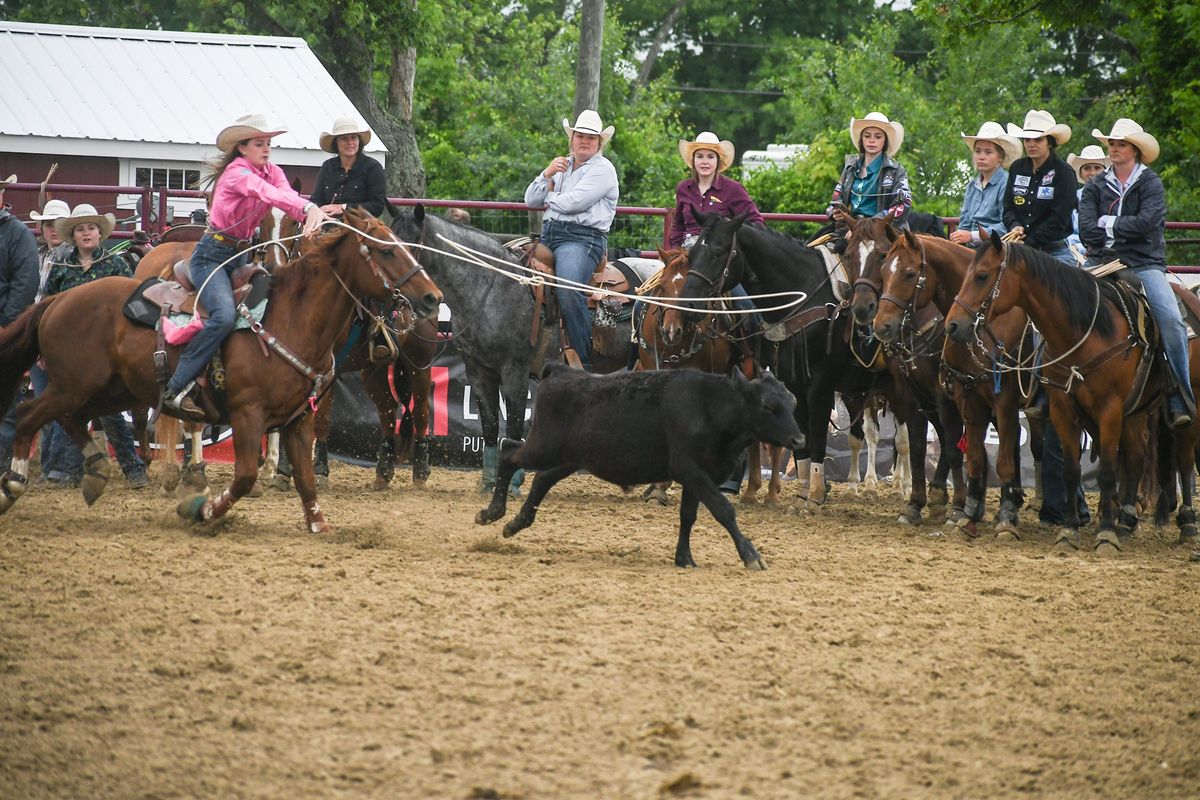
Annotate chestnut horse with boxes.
[870,229,1040,538]
[0,210,442,533]
[945,233,1196,551]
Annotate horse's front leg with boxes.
[499,367,531,498]
[898,411,929,526]
[993,380,1026,540]
[1050,395,1092,552]
[283,415,328,533]
[1113,413,1147,545]
[409,367,433,487]
[954,388,991,538]
[177,415,266,529]
[740,442,763,505]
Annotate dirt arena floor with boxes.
[2,460,1199,799]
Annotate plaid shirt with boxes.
[44,244,134,296]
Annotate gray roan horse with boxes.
[392,205,547,494]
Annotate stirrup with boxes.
[161,382,207,422]
[368,319,400,364]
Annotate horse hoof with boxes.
[0,473,27,514]
[1180,524,1198,545]
[897,504,922,525]
[309,520,332,534]
[315,474,330,490]
[1094,529,1122,555]
[739,492,758,506]
[927,487,948,508]
[763,496,779,509]
[744,557,767,571]
[371,478,390,491]
[246,481,264,498]
[176,494,210,524]
[501,522,520,538]
[995,527,1020,543]
[643,486,668,506]
[81,473,110,507]
[956,518,981,540]
[1054,528,1080,552]
[269,475,292,492]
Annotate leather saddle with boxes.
[140,260,271,319]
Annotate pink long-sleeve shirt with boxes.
[208,156,308,240]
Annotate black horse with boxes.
[392,205,546,495]
[675,212,929,513]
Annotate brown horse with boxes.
[872,229,1041,539]
[944,233,1194,551]
[307,306,438,491]
[0,209,442,532]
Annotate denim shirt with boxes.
[957,166,1009,243]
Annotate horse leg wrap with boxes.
[1032,462,1044,509]
[80,445,112,507]
[412,439,430,484]
[795,458,811,499]
[0,470,28,514]
[508,468,525,499]
[478,446,498,494]
[376,437,397,483]
[305,500,329,534]
[1178,505,1197,542]
[1116,503,1139,537]
[809,463,826,505]
[313,441,330,478]
[962,494,983,523]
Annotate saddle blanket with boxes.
[816,243,850,302]
[167,297,268,335]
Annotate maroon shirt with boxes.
[670,174,765,248]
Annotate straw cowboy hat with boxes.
[30,198,70,222]
[850,112,904,157]
[0,174,15,194]
[562,110,615,146]
[1067,145,1111,182]
[961,121,1021,167]
[53,203,116,241]
[679,131,735,172]
[1005,110,1071,145]
[319,116,372,153]
[216,113,288,154]
[1092,118,1159,164]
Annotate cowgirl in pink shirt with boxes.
[670,132,764,249]
[162,114,330,420]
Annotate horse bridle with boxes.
[688,231,740,297]
[952,240,1009,335]
[879,239,930,331]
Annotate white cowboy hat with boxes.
[0,174,15,192]
[53,203,116,241]
[30,198,71,222]
[1005,110,1071,145]
[850,112,904,157]
[1092,118,1159,164]
[961,121,1022,167]
[679,131,735,172]
[319,116,372,153]
[216,113,288,154]
[562,109,615,146]
[1067,145,1111,183]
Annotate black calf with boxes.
[475,365,803,569]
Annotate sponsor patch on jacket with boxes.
[1014,196,1026,205]
[1012,186,1027,196]
[1014,175,1031,187]
[1036,186,1055,200]
[1041,170,1055,185]
[882,176,894,187]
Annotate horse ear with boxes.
[990,229,1003,250]
[656,247,669,262]
[903,228,918,249]
[291,177,302,192]
[731,212,748,230]
[885,222,900,243]
[414,204,425,224]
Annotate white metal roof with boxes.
[0,21,386,167]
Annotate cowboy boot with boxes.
[478,445,498,494]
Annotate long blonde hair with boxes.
[196,142,247,190]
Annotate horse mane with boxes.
[1013,243,1114,337]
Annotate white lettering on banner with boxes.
[462,386,533,422]
[462,436,485,453]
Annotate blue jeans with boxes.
[55,414,145,480]
[167,234,243,395]
[541,220,607,370]
[1120,267,1195,409]
[29,364,67,476]
[1041,241,1075,266]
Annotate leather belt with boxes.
[206,230,252,250]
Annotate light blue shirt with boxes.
[524,153,619,232]
[958,166,1008,244]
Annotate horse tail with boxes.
[0,297,53,415]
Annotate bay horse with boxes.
[392,205,546,495]
[870,229,1040,538]
[842,218,968,525]
[0,209,442,533]
[639,247,783,505]
[675,212,914,514]
[945,232,1196,551]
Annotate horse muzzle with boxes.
[874,319,898,344]
[945,316,972,343]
